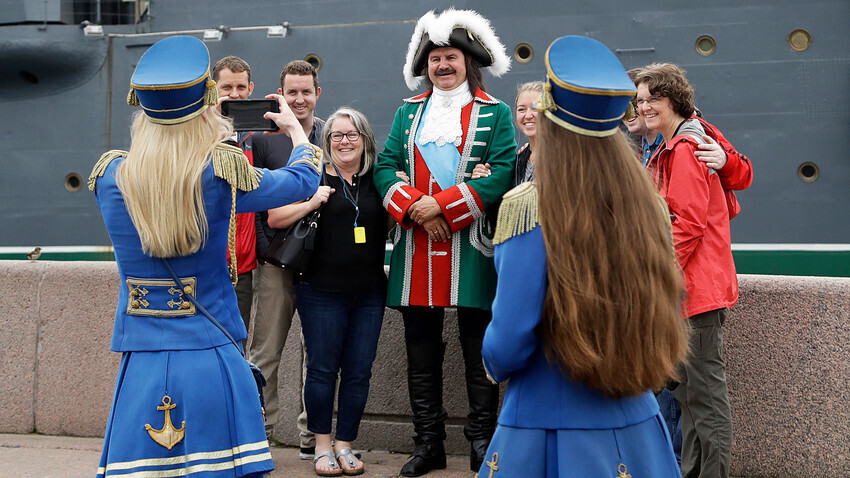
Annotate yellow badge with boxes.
[354,226,366,244]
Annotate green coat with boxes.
[373,89,517,310]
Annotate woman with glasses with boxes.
[634,63,737,478]
[268,107,387,477]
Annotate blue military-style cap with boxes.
[537,35,635,137]
[127,35,217,124]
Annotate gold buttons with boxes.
[183,285,193,295]
[181,302,191,309]
[130,300,140,308]
[131,289,140,297]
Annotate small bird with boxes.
[26,247,42,262]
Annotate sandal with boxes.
[313,450,342,477]
[335,448,365,476]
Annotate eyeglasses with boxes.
[330,131,361,142]
[634,95,663,107]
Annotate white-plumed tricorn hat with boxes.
[403,8,511,91]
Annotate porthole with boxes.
[695,35,716,56]
[65,172,82,192]
[513,43,533,63]
[788,29,812,52]
[304,53,322,72]
[19,70,38,84]
[797,162,819,182]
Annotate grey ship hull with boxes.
[1,1,848,273]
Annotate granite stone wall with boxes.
[0,261,846,476]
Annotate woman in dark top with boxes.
[472,81,544,186]
[268,107,386,477]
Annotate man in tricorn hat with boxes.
[372,8,516,476]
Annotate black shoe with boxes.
[399,437,447,477]
[299,445,315,460]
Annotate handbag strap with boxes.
[161,257,244,357]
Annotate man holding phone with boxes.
[249,60,324,458]
[212,56,258,346]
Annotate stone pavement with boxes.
[0,433,475,478]
[0,433,752,477]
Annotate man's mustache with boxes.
[435,68,457,76]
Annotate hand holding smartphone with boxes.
[221,99,279,131]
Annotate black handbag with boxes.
[262,172,325,273]
[161,258,266,413]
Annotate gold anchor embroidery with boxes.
[485,452,499,477]
[144,395,186,450]
[616,463,632,478]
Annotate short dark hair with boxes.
[280,60,319,91]
[422,50,486,95]
[212,56,251,82]
[633,63,695,119]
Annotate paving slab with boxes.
[0,433,475,478]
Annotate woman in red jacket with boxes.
[635,63,737,478]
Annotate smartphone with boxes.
[221,99,280,132]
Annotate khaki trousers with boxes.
[673,308,732,478]
[248,263,313,447]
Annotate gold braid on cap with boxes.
[127,89,140,106]
[493,181,539,245]
[204,79,218,106]
[536,82,556,113]
[88,150,128,191]
[623,100,637,121]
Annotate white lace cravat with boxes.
[418,82,473,147]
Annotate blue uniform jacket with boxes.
[482,224,660,430]
[93,144,320,352]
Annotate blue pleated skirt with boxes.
[97,345,274,477]
[478,413,680,477]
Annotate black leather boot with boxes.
[400,341,448,477]
[461,336,500,472]
[400,435,447,477]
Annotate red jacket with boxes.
[648,123,738,318]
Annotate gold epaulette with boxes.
[88,150,128,191]
[212,143,262,192]
[289,143,324,174]
[493,181,539,245]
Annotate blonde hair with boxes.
[116,108,233,257]
[536,113,688,398]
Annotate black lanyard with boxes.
[330,162,361,227]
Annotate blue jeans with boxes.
[296,283,385,442]
[657,387,682,465]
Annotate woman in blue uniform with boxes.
[479,36,688,477]
[89,36,322,477]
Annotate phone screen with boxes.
[221,99,280,131]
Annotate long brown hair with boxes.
[536,113,688,398]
